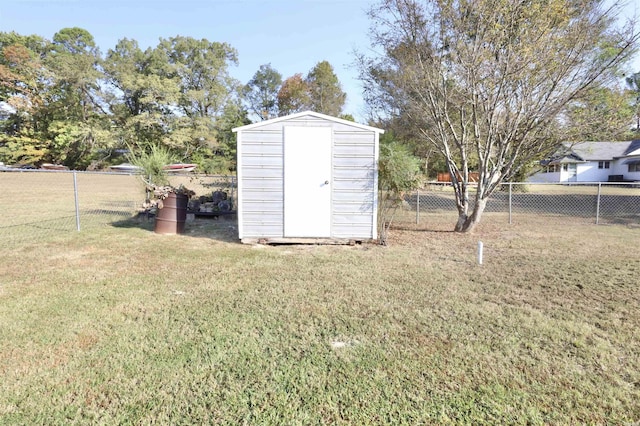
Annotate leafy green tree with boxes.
[0,29,246,171]
[0,44,41,102]
[360,0,639,232]
[306,60,346,116]
[158,36,242,160]
[373,116,447,179]
[159,36,239,119]
[43,28,111,168]
[103,38,180,155]
[626,71,640,132]
[195,100,250,173]
[277,73,311,115]
[276,61,347,117]
[0,33,50,165]
[104,36,244,169]
[104,38,178,117]
[0,31,48,57]
[46,28,104,122]
[243,63,282,120]
[377,134,421,245]
[564,85,636,141]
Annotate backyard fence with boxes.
[2,173,639,245]
[1,170,236,245]
[403,182,640,227]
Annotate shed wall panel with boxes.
[241,200,283,212]
[332,202,374,213]
[331,131,374,234]
[240,167,282,179]
[239,126,284,237]
[333,157,376,168]
[240,177,282,189]
[333,224,374,238]
[241,191,283,202]
[333,214,374,224]
[332,191,374,203]
[241,144,282,155]
[242,155,282,167]
[242,225,282,238]
[333,179,374,191]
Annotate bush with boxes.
[378,140,421,245]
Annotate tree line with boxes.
[0,28,347,171]
[2,0,639,234]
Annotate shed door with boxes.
[284,126,332,237]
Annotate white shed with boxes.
[233,111,384,244]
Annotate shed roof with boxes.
[232,111,385,134]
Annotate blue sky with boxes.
[1,0,639,123]
[1,0,375,120]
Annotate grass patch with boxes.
[0,217,639,424]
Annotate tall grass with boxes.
[0,217,638,424]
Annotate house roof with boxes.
[546,140,639,164]
[623,139,640,156]
[232,111,385,133]
[568,141,633,161]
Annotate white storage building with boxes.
[233,111,384,244]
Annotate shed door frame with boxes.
[284,126,332,237]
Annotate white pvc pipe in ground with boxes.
[478,241,483,265]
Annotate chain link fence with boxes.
[1,170,236,245]
[3,174,638,245]
[402,182,640,228]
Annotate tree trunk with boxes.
[454,198,487,233]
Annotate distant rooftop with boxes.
[565,141,632,161]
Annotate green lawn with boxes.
[0,216,638,424]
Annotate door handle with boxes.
[324,180,330,185]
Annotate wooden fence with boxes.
[436,172,479,182]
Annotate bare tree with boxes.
[626,71,640,131]
[359,0,639,232]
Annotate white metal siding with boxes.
[236,112,381,240]
[239,129,284,238]
[332,131,376,238]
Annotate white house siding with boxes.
[530,163,613,183]
[627,169,640,180]
[611,162,627,177]
[527,171,560,183]
[576,163,610,182]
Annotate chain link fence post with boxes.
[595,182,601,225]
[73,171,81,231]
[416,189,420,224]
[508,182,512,225]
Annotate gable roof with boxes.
[623,139,640,156]
[232,111,384,133]
[568,141,633,161]
[546,141,639,165]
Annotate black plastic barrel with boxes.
[154,192,188,234]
